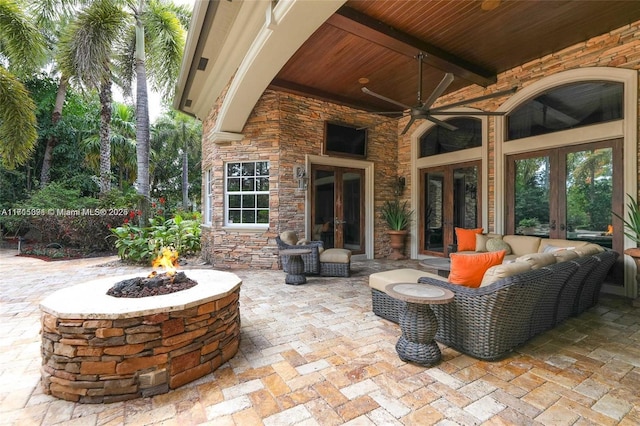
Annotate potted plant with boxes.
[613,193,640,307]
[380,199,413,260]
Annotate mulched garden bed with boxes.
[4,239,115,261]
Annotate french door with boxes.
[420,161,481,257]
[505,139,623,284]
[311,165,364,253]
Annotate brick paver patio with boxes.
[1,248,639,425]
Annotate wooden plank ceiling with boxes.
[270,0,640,114]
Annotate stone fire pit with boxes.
[39,269,241,403]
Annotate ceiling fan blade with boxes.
[400,117,416,135]
[421,73,454,109]
[429,111,506,116]
[362,87,412,110]
[426,116,458,131]
[431,87,517,111]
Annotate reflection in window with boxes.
[419,117,482,157]
[225,161,269,226]
[507,81,623,140]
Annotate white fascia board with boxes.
[173,0,208,111]
[190,1,269,119]
[213,0,347,133]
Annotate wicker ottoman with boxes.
[319,248,351,277]
[369,269,442,322]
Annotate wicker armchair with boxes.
[276,232,323,275]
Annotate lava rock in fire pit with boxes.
[107,271,198,298]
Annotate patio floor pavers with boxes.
[0,248,639,425]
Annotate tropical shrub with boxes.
[110,214,201,264]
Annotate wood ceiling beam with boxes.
[328,6,496,88]
[269,78,402,114]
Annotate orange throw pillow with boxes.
[448,250,506,288]
[455,227,483,251]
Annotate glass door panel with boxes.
[421,161,481,256]
[342,172,362,251]
[313,169,335,248]
[506,140,623,286]
[513,155,551,237]
[311,166,364,253]
[453,166,479,230]
[564,147,613,249]
[424,171,444,254]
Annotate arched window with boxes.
[419,117,482,157]
[506,81,623,140]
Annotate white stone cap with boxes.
[40,269,242,319]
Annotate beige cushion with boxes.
[475,233,503,252]
[554,249,579,263]
[538,239,589,252]
[503,235,542,256]
[280,231,298,246]
[480,261,532,287]
[573,244,605,257]
[320,248,351,263]
[368,268,442,292]
[516,252,557,269]
[486,238,512,255]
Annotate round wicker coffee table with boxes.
[385,282,454,366]
[280,248,312,285]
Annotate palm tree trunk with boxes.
[182,124,189,209]
[99,77,112,195]
[182,149,189,209]
[40,74,69,187]
[134,2,150,199]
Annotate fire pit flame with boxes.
[149,247,179,279]
[108,247,197,298]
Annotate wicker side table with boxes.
[385,282,454,366]
[279,249,312,285]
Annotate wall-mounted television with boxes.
[324,121,368,158]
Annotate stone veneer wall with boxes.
[202,20,640,267]
[201,90,398,269]
[40,289,240,403]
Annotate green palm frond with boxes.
[0,0,46,73]
[613,193,640,245]
[380,199,414,231]
[58,0,130,88]
[0,67,38,169]
[144,0,185,98]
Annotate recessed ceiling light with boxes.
[481,0,501,11]
[358,77,370,84]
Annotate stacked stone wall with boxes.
[40,290,240,403]
[201,90,399,268]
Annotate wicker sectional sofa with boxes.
[370,238,618,360]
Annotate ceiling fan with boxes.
[361,52,517,134]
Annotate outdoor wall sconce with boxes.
[393,176,406,196]
[294,165,308,190]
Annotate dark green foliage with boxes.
[110,214,201,264]
[380,199,414,231]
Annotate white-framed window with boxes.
[204,169,212,225]
[225,161,269,226]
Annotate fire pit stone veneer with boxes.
[39,270,241,403]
